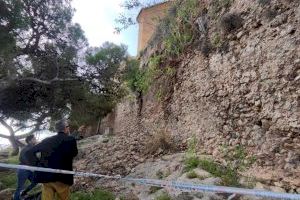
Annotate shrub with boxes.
[149,186,162,194]
[155,192,171,200]
[220,13,243,33]
[0,171,17,189]
[144,130,176,155]
[221,145,256,171]
[209,0,233,19]
[184,156,200,172]
[149,0,205,60]
[198,159,239,186]
[184,135,200,171]
[71,189,115,200]
[123,58,161,94]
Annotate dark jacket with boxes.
[25,132,78,185]
[19,144,34,165]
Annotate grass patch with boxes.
[184,135,199,171]
[184,156,200,172]
[7,155,19,164]
[0,171,17,189]
[71,189,115,200]
[155,192,171,200]
[198,159,239,186]
[221,145,256,171]
[186,170,198,179]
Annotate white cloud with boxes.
[72,0,126,47]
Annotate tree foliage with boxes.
[0,0,87,121]
[0,0,129,152]
[69,42,128,126]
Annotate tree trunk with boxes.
[9,136,20,156]
[96,117,101,135]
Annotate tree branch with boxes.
[15,128,40,140]
[0,133,10,139]
[18,77,79,85]
[0,118,15,136]
[15,112,47,139]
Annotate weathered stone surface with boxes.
[193,168,212,179]
[269,186,286,193]
[201,177,222,186]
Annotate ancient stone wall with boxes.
[97,0,299,190]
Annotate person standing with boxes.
[26,119,78,200]
[14,135,38,200]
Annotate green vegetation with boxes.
[155,192,171,200]
[151,0,202,59]
[0,171,17,189]
[0,0,131,153]
[198,159,239,186]
[6,155,19,164]
[184,156,200,172]
[164,67,176,77]
[221,145,256,171]
[155,88,163,101]
[149,186,162,194]
[209,0,233,19]
[184,135,199,171]
[186,170,198,179]
[211,33,222,48]
[123,58,161,94]
[183,135,240,186]
[184,144,257,186]
[71,189,115,200]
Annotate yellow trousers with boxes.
[42,182,70,200]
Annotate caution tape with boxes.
[0,163,300,200]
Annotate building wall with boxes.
[137,2,171,53]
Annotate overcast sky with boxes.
[72,0,139,56]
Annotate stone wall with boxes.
[94,0,299,191]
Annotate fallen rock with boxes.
[255,182,267,190]
[201,177,222,186]
[173,192,194,200]
[269,186,286,193]
[194,168,212,179]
